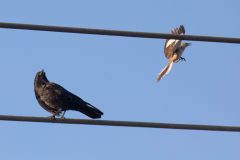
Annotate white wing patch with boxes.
[166,39,179,48]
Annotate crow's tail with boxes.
[75,102,103,119]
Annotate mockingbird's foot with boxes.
[177,57,186,62]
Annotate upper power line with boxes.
[0,22,240,44]
[0,114,240,132]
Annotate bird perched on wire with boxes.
[34,70,103,119]
[156,25,191,82]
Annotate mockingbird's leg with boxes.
[176,57,186,62]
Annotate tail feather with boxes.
[156,60,174,82]
[75,103,103,119]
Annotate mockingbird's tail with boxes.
[156,60,174,82]
[157,53,178,82]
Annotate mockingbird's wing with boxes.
[164,25,185,59]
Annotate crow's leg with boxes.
[49,111,61,120]
[61,111,66,119]
[49,114,56,120]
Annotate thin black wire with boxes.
[0,114,239,132]
[0,22,240,44]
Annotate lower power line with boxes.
[0,114,239,132]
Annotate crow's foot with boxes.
[49,115,56,120]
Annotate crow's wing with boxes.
[41,82,85,111]
[43,82,103,118]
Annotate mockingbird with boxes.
[157,25,190,82]
[34,70,103,119]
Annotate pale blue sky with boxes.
[0,0,239,159]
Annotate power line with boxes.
[0,22,240,44]
[0,114,239,132]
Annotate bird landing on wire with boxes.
[156,25,191,82]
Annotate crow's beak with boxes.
[38,69,45,76]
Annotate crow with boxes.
[34,70,103,119]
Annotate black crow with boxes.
[34,70,103,119]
